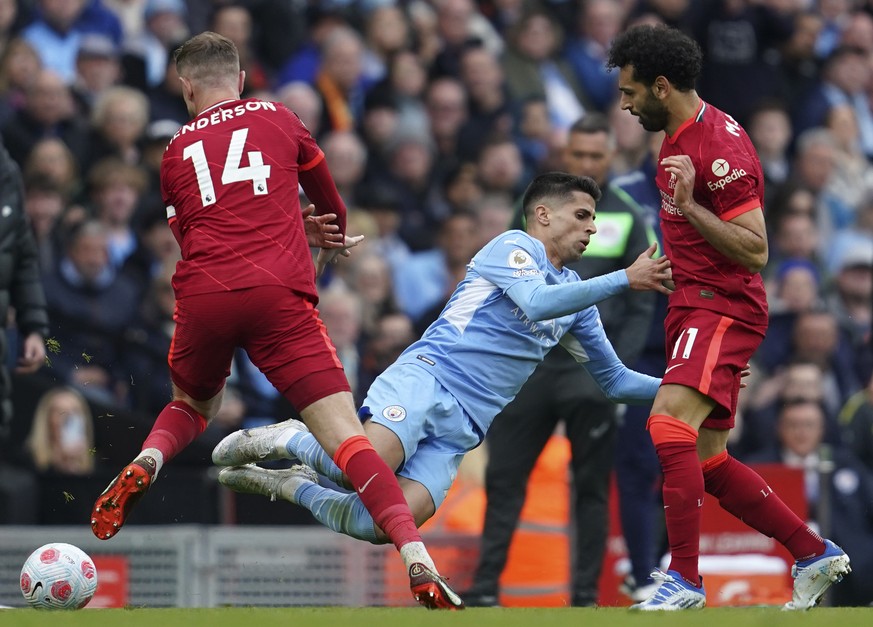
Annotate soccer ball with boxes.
[20,543,98,610]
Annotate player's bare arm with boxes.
[624,242,674,295]
[314,234,366,277]
[661,155,768,273]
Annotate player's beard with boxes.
[635,94,669,133]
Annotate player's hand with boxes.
[16,332,46,374]
[314,234,366,278]
[625,242,673,295]
[660,155,697,213]
[302,203,344,249]
[739,363,752,388]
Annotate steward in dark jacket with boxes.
[0,139,50,447]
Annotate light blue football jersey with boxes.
[393,229,644,435]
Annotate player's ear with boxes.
[652,76,670,100]
[238,70,246,95]
[179,76,194,101]
[534,204,550,226]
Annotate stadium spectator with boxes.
[146,46,189,124]
[273,7,348,88]
[823,103,873,213]
[772,9,822,107]
[313,26,367,134]
[320,130,367,208]
[793,46,873,159]
[746,399,873,607]
[276,81,322,140]
[41,219,140,407]
[22,0,123,84]
[824,236,873,382]
[317,287,364,404]
[476,134,526,198]
[380,49,430,136]
[423,76,469,180]
[209,4,268,96]
[23,173,68,272]
[737,360,833,460]
[86,158,147,273]
[86,85,149,165]
[25,386,95,476]
[431,0,501,78]
[692,0,793,127]
[23,137,81,204]
[501,6,591,132]
[89,32,461,610]
[456,44,514,162]
[344,252,403,345]
[0,38,43,126]
[746,100,793,205]
[840,372,873,473]
[564,0,623,112]
[128,0,189,88]
[607,98,653,176]
[2,69,90,166]
[360,5,413,87]
[378,129,443,252]
[71,33,122,118]
[393,209,479,328]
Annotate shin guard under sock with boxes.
[334,435,421,551]
[649,414,703,586]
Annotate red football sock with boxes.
[142,401,207,464]
[649,414,703,586]
[334,435,421,551]
[702,451,825,561]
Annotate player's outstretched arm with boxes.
[506,244,671,321]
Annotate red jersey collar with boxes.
[666,99,706,145]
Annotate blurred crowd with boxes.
[0,0,870,600]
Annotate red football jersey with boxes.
[657,100,768,326]
[161,98,323,300]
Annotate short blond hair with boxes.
[174,31,239,88]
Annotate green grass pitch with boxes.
[1,607,870,627]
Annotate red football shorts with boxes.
[662,307,766,428]
[168,286,350,410]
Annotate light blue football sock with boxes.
[294,482,381,544]
[285,431,344,484]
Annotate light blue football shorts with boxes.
[360,361,483,510]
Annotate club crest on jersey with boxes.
[382,405,407,422]
[708,158,747,191]
[508,249,532,268]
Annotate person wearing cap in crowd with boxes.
[132,0,189,88]
[826,234,873,382]
[72,33,122,117]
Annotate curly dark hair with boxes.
[606,25,702,91]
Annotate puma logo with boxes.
[358,473,379,494]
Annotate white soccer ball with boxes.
[20,543,98,610]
